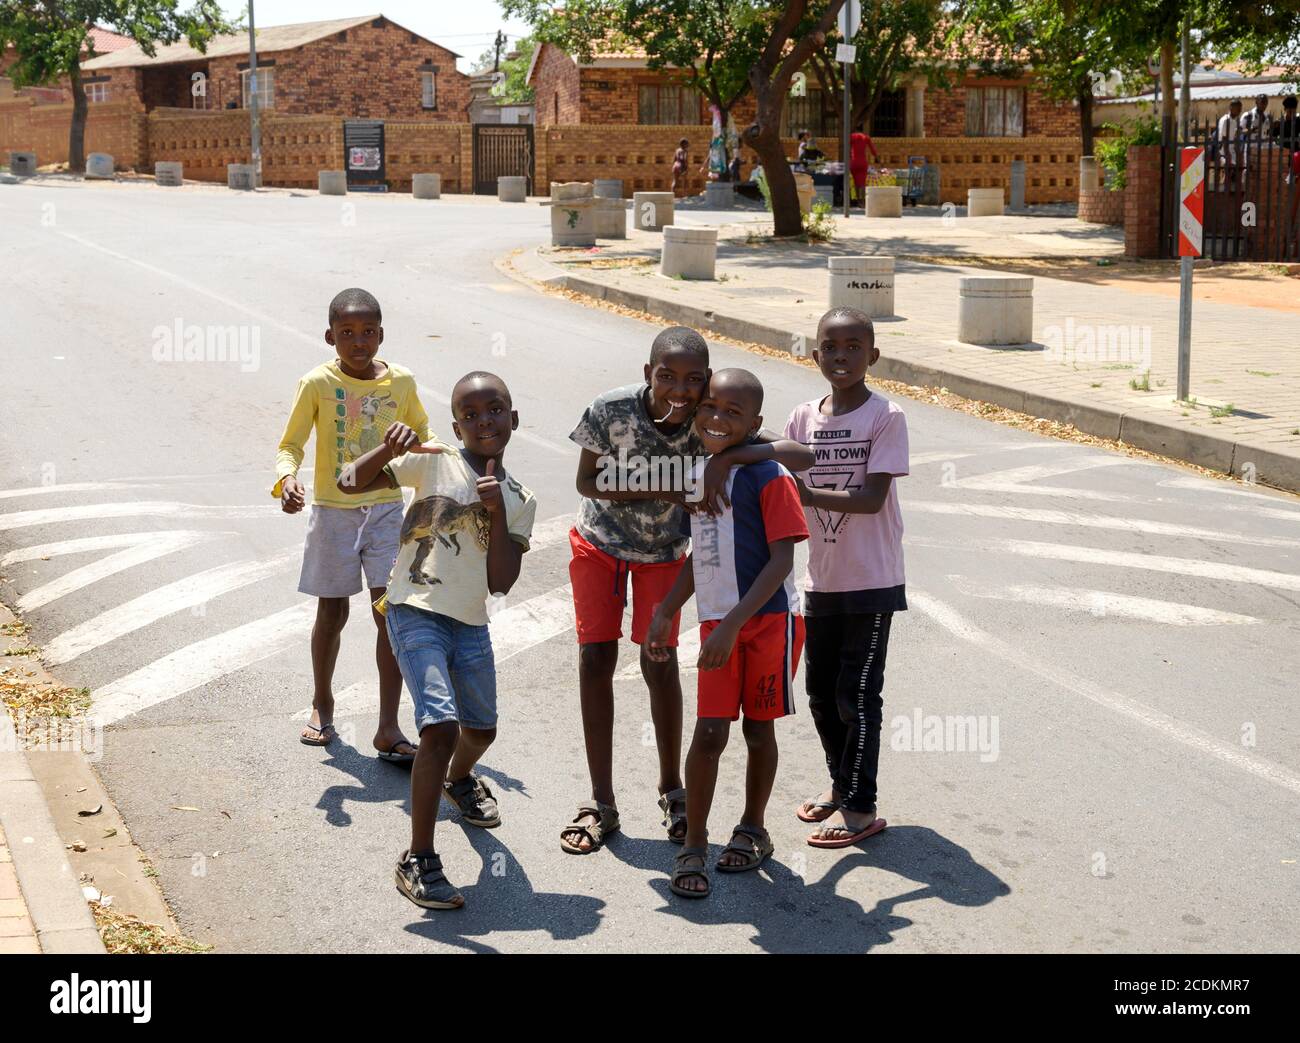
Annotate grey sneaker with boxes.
[395,850,464,910]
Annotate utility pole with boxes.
[248,0,262,186]
[493,30,507,72]
[1176,14,1192,401]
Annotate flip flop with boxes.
[377,740,417,764]
[807,817,887,849]
[299,722,337,747]
[796,798,840,823]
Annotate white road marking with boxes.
[53,227,574,459]
[957,456,1134,488]
[909,451,975,467]
[491,586,576,663]
[93,602,319,726]
[907,535,1300,593]
[17,531,221,612]
[0,482,156,501]
[1159,476,1300,508]
[0,502,276,531]
[909,590,1300,797]
[906,501,1299,549]
[615,627,702,679]
[528,514,575,552]
[43,548,301,665]
[0,532,182,567]
[945,576,1259,626]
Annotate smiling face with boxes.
[450,376,517,459]
[326,307,383,377]
[694,371,763,455]
[643,346,710,426]
[814,314,878,390]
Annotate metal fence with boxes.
[1161,114,1300,261]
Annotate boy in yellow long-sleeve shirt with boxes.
[274,287,429,759]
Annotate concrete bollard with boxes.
[594,178,624,199]
[632,191,674,232]
[227,163,257,190]
[1009,160,1026,210]
[412,173,441,199]
[498,175,528,202]
[828,256,895,318]
[85,153,114,179]
[1079,156,1099,192]
[9,151,37,177]
[793,172,814,215]
[706,180,736,209]
[957,276,1033,345]
[549,181,598,247]
[595,196,627,239]
[155,161,183,187]
[812,183,834,209]
[660,225,718,280]
[865,185,903,218]
[318,170,348,195]
[966,187,1005,217]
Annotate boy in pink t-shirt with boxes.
[782,307,909,848]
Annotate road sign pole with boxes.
[837,0,860,220]
[1176,17,1192,401]
[842,60,850,218]
[249,0,262,186]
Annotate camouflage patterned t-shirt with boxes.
[570,383,705,564]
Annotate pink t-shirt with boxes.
[783,391,908,602]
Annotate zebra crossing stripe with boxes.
[17,531,222,612]
[43,547,301,665]
[0,532,180,566]
[0,502,277,531]
[92,602,319,726]
[909,590,1300,797]
[0,482,157,501]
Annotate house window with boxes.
[784,89,839,139]
[964,86,1024,137]
[240,67,274,110]
[638,84,703,125]
[421,71,437,110]
[85,82,111,103]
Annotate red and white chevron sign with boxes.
[1178,147,1205,257]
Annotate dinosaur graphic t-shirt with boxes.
[783,391,909,613]
[383,439,537,626]
[273,359,429,509]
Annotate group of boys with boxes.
[275,288,909,908]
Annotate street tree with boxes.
[0,0,233,172]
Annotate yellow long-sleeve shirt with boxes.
[273,359,430,509]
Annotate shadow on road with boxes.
[608,824,1009,953]
[401,824,606,953]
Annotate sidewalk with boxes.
[516,206,1300,492]
[0,823,39,953]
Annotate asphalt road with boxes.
[2,179,1298,953]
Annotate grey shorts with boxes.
[298,501,403,598]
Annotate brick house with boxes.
[528,39,1077,139]
[1,27,135,103]
[78,14,471,120]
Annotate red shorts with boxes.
[569,528,685,646]
[697,613,805,721]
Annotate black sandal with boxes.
[716,824,773,873]
[658,787,688,844]
[670,846,711,898]
[443,774,500,828]
[395,850,464,910]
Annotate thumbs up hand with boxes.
[477,457,504,514]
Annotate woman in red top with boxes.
[849,130,879,204]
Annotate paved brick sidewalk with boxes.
[530,213,1299,490]
[0,824,40,953]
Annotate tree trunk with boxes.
[745,80,802,237]
[1159,37,1176,139]
[68,63,88,174]
[1078,85,1094,155]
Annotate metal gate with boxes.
[1160,115,1299,261]
[473,124,533,195]
[344,119,386,191]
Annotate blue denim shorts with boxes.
[385,601,497,733]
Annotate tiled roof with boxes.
[86,28,135,55]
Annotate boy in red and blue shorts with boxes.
[646,368,808,899]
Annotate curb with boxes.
[511,246,1300,495]
[0,734,105,954]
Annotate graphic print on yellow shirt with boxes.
[273,360,429,509]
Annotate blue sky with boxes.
[219,1,534,72]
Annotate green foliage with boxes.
[754,165,772,211]
[476,36,537,105]
[803,199,835,241]
[1095,118,1160,190]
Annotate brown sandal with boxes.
[658,787,688,844]
[560,800,620,854]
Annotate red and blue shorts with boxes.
[697,613,805,721]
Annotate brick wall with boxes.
[0,98,146,168]
[384,120,471,192]
[532,42,581,127]
[1078,186,1124,225]
[870,136,1080,203]
[923,73,1078,138]
[1124,145,1163,258]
